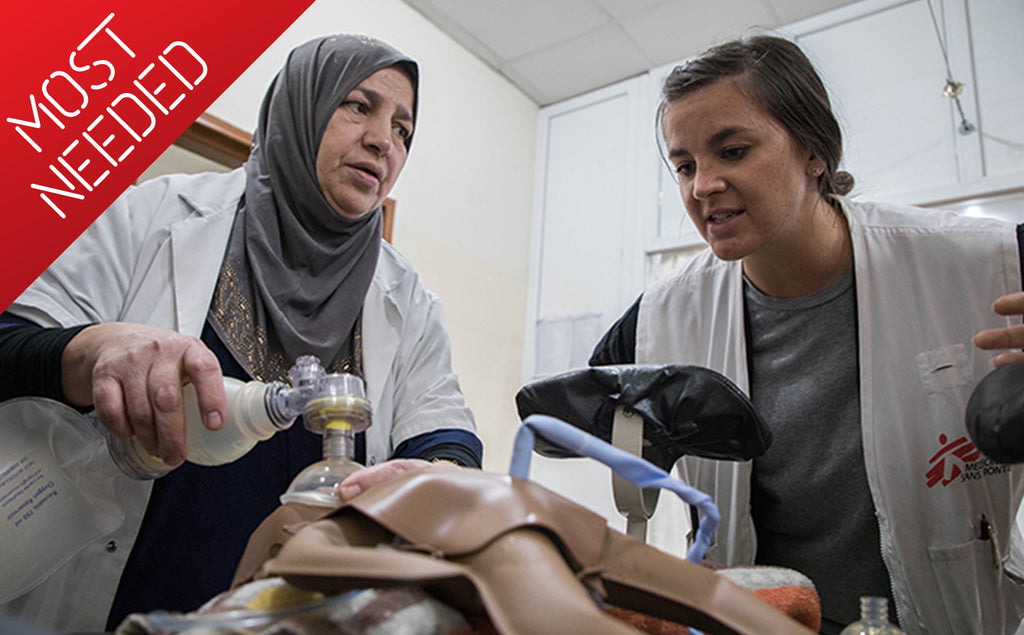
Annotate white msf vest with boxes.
[637,197,1024,634]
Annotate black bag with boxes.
[515,364,771,471]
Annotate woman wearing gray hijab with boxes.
[0,34,481,632]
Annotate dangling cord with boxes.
[926,0,975,135]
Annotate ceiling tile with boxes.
[594,0,673,19]
[765,0,862,26]
[620,0,780,66]
[400,0,870,106]
[505,24,652,105]
[495,65,551,106]
[416,0,613,60]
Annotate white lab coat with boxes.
[637,197,1024,634]
[4,168,477,632]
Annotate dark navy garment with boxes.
[393,429,483,467]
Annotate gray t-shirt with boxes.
[745,268,894,634]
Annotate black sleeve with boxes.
[1017,223,1024,292]
[0,312,92,403]
[416,442,483,468]
[391,429,483,468]
[588,294,642,366]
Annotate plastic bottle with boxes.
[108,356,326,480]
[280,373,373,507]
[838,597,903,635]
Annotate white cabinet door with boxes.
[786,0,1024,205]
[641,62,710,287]
[524,77,645,381]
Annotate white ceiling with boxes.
[401,0,863,106]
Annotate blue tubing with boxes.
[509,414,719,564]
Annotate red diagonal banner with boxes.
[1,1,314,311]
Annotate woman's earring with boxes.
[811,166,824,178]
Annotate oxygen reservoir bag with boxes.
[0,398,125,603]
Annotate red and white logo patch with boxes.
[926,433,1010,487]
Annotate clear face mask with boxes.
[280,372,373,508]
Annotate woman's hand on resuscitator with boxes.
[61,322,226,466]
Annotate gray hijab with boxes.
[212,35,418,379]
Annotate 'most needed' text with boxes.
[6,13,208,218]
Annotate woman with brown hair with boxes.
[592,35,1024,634]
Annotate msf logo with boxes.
[926,434,982,488]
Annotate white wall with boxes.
[172,0,539,471]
